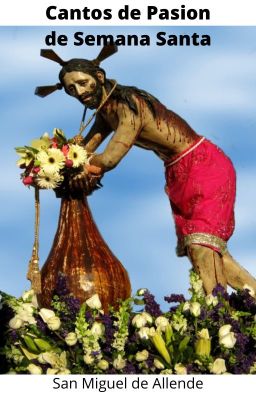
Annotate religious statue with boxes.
[35,44,256,298]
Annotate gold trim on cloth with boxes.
[176,233,227,257]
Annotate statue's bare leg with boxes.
[222,251,256,292]
[187,244,227,294]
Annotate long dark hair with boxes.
[111,82,160,118]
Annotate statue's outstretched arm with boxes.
[82,113,113,153]
[90,103,142,172]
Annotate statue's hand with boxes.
[69,163,103,195]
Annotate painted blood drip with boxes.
[153,101,198,146]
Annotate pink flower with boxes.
[32,167,41,174]
[23,176,34,186]
[65,159,73,168]
[51,138,58,149]
[62,144,69,156]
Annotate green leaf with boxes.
[24,146,39,154]
[178,336,190,352]
[165,324,173,345]
[34,338,52,352]
[168,344,174,356]
[23,336,39,354]
[53,128,65,138]
[15,146,28,154]
[53,128,67,144]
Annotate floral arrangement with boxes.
[1,271,256,375]
[15,129,88,189]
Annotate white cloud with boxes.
[155,52,256,114]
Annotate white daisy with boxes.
[37,148,65,173]
[36,170,63,189]
[67,144,88,168]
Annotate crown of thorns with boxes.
[35,44,118,98]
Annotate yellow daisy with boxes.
[67,144,88,168]
[37,148,65,173]
[36,170,63,189]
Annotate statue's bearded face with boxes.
[62,71,103,109]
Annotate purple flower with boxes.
[186,362,202,374]
[53,274,81,321]
[100,314,115,354]
[198,307,208,321]
[143,290,162,317]
[123,362,138,374]
[60,328,69,338]
[223,315,240,332]
[186,364,194,374]
[231,353,255,374]
[212,284,229,301]
[91,350,100,357]
[146,354,155,369]
[54,273,70,296]
[85,311,93,324]
[208,302,224,322]
[230,290,256,314]
[235,332,249,350]
[164,294,186,304]
[64,296,80,319]
[35,315,47,333]
[9,330,19,342]
[169,305,179,312]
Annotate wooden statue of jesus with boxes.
[36,45,256,299]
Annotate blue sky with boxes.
[0,26,256,309]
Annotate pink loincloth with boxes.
[164,137,236,256]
